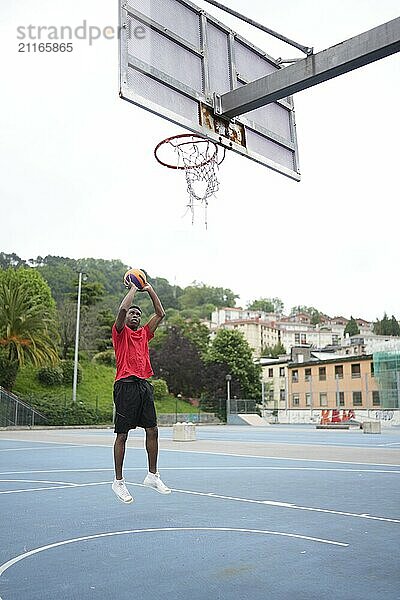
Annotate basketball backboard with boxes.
[119,0,301,181]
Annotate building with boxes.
[220,319,280,357]
[287,353,379,410]
[259,356,290,409]
[211,307,276,327]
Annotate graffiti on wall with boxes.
[320,409,356,424]
[373,410,394,421]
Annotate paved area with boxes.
[1,426,399,599]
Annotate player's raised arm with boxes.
[143,283,165,334]
[115,283,138,333]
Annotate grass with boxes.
[13,362,199,415]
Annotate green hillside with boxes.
[13,362,199,426]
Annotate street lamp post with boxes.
[225,374,231,424]
[176,394,182,423]
[72,272,86,403]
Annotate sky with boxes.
[0,1,399,321]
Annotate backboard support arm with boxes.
[201,0,313,56]
[214,17,400,119]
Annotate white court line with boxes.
[1,476,398,525]
[376,442,400,447]
[0,437,398,467]
[0,479,79,486]
[154,486,400,525]
[0,526,348,578]
[0,466,399,475]
[0,446,80,452]
[0,481,110,495]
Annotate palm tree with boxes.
[0,281,59,388]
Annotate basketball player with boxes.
[111,279,170,503]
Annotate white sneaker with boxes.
[143,472,171,494]
[112,478,134,503]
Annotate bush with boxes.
[61,360,82,385]
[92,350,116,367]
[151,378,169,401]
[32,398,112,426]
[37,366,63,386]
[0,352,19,390]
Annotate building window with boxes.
[332,334,339,345]
[305,393,312,406]
[279,367,285,377]
[268,368,273,378]
[352,391,362,406]
[370,362,375,378]
[351,364,361,378]
[305,368,312,382]
[295,333,300,344]
[268,389,274,401]
[280,389,286,402]
[292,370,298,383]
[319,393,328,406]
[337,391,345,406]
[300,333,307,344]
[319,367,326,381]
[335,365,343,379]
[292,394,300,406]
[372,391,380,406]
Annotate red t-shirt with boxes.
[112,323,154,381]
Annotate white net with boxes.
[163,136,223,227]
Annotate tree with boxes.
[391,315,400,336]
[58,301,77,359]
[0,252,27,270]
[94,308,115,352]
[374,313,400,336]
[247,297,284,313]
[0,270,59,389]
[206,329,261,398]
[150,326,205,397]
[291,305,323,324]
[167,313,210,355]
[344,316,360,337]
[179,282,238,311]
[261,341,286,358]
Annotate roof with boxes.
[287,353,373,368]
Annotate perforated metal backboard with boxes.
[119,0,301,181]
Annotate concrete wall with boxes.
[262,408,400,427]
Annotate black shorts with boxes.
[113,376,157,433]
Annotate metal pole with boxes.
[201,0,313,55]
[216,17,400,119]
[72,272,83,403]
[226,374,231,424]
[261,380,265,416]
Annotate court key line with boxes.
[0,526,349,580]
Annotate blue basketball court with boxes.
[1,425,399,600]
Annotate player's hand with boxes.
[140,283,153,293]
[124,278,139,290]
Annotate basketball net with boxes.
[154,134,225,228]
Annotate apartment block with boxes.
[287,354,379,410]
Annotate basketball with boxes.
[123,268,147,289]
